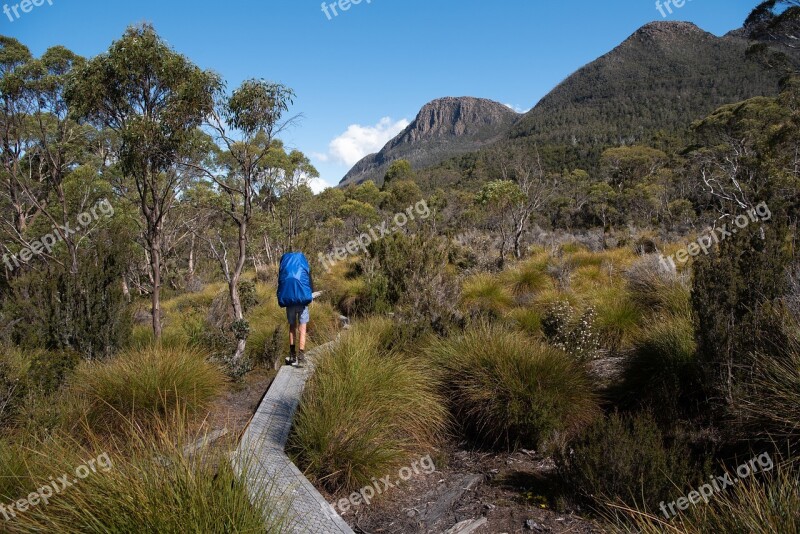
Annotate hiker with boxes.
[277,251,314,367]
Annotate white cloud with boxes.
[504,103,531,114]
[308,177,333,194]
[326,117,409,167]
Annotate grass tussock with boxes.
[616,314,699,421]
[429,323,600,451]
[460,273,514,317]
[742,317,800,440]
[587,287,643,353]
[69,346,226,432]
[606,460,800,534]
[625,255,692,320]
[0,417,286,533]
[501,257,553,297]
[288,319,446,493]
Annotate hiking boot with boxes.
[293,350,306,368]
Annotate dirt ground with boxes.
[333,446,604,534]
[208,367,605,534]
[204,366,277,442]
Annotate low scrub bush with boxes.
[558,412,696,514]
[288,321,446,493]
[615,315,700,422]
[430,324,600,450]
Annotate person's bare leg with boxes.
[289,323,297,347]
[298,323,307,351]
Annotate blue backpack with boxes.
[277,252,313,308]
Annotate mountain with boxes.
[509,21,787,147]
[339,97,519,187]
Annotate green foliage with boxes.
[69,346,226,432]
[237,280,258,313]
[615,315,700,422]
[383,159,414,186]
[288,320,446,493]
[5,233,132,360]
[609,460,800,534]
[26,348,81,396]
[692,214,790,414]
[558,412,696,513]
[429,324,600,451]
[366,231,460,332]
[0,421,284,533]
[66,23,220,174]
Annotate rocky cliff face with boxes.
[339,97,519,187]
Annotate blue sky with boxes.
[4,0,760,190]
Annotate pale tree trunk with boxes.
[188,233,195,278]
[230,219,248,362]
[122,275,131,303]
[149,237,162,341]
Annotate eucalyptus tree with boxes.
[22,46,87,274]
[188,79,295,363]
[0,37,35,247]
[66,24,221,339]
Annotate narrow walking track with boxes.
[232,340,354,534]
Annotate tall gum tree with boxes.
[66,24,220,340]
[186,80,295,363]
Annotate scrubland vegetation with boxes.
[2,2,800,532]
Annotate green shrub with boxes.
[615,315,700,422]
[4,233,132,360]
[692,217,789,415]
[27,349,81,396]
[430,324,600,450]
[69,346,226,432]
[288,321,446,493]
[558,412,696,513]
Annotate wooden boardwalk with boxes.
[232,341,354,533]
